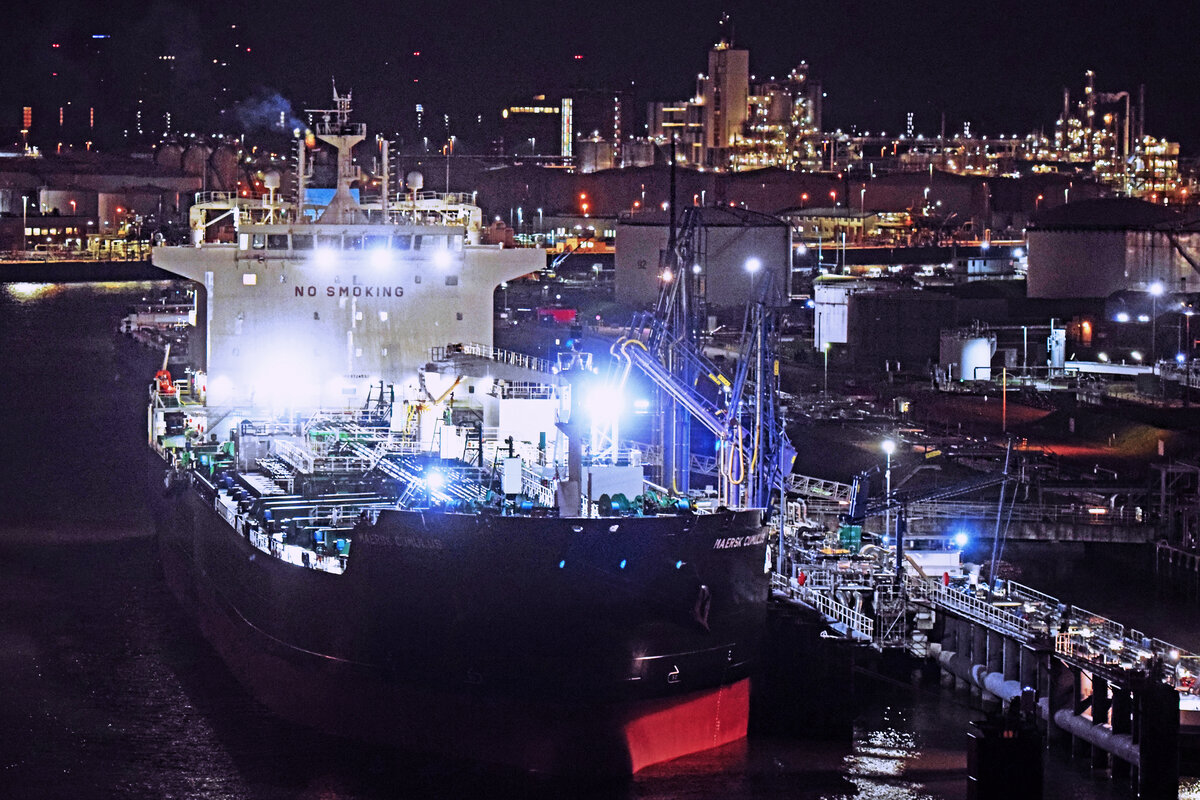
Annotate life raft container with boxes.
[155,369,176,395]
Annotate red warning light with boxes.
[573,54,583,60]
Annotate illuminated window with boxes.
[364,235,389,250]
[251,234,266,249]
[242,273,257,285]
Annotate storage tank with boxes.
[940,328,997,382]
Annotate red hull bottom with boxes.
[168,547,750,776]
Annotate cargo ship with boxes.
[147,90,781,775]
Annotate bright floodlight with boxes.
[1150,281,1164,296]
[1131,351,1143,361]
[314,246,336,269]
[745,257,762,273]
[1115,312,1130,323]
[954,532,969,548]
[881,439,896,456]
[1178,353,1187,364]
[586,384,624,421]
[370,247,392,270]
[426,470,445,492]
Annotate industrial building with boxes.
[1026,198,1200,299]
[813,278,957,371]
[614,206,791,313]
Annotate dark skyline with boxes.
[9,1,1200,153]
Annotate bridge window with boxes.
[292,234,314,250]
[317,234,341,249]
[267,234,289,250]
[444,275,458,286]
[251,234,267,250]
[393,234,412,250]
[345,235,363,250]
[364,235,389,250]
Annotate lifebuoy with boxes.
[155,369,175,394]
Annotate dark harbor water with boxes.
[0,281,1192,799]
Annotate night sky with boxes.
[8,0,1200,153]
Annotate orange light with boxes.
[579,193,587,200]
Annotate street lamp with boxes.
[882,439,897,542]
[1150,281,1164,365]
[1185,307,1195,406]
[22,195,28,253]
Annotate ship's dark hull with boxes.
[153,464,770,774]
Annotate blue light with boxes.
[954,532,969,548]
[675,560,684,569]
[558,560,566,569]
[1177,353,1187,364]
[619,559,627,569]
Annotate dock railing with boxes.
[772,574,874,640]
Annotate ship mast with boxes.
[307,84,368,224]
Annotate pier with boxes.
[772,537,1192,797]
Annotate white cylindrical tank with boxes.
[940,329,997,382]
